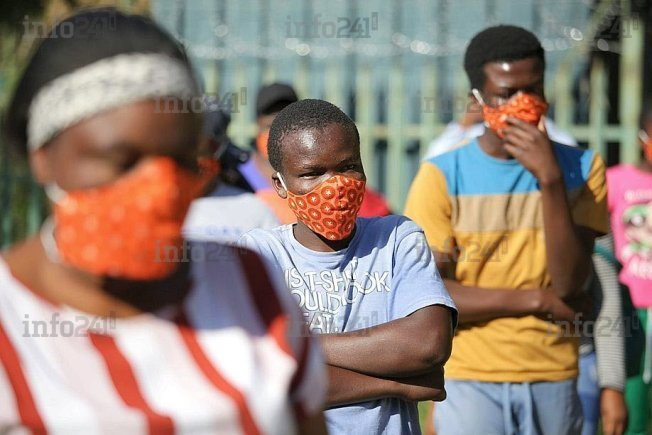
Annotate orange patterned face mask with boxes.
[46,157,207,280]
[474,90,548,138]
[279,173,366,241]
[256,130,270,160]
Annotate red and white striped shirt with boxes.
[0,244,326,434]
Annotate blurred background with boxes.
[1,0,650,246]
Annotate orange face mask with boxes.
[279,173,366,241]
[46,157,207,280]
[474,90,548,138]
[256,130,270,160]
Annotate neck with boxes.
[477,130,513,160]
[293,222,356,252]
[4,236,191,318]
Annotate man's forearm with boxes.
[327,365,446,407]
[445,279,542,324]
[540,178,593,299]
[326,365,399,407]
[321,305,453,378]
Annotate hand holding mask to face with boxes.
[473,89,548,138]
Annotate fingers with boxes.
[503,117,543,149]
[504,116,544,137]
[601,419,615,435]
[504,116,538,130]
[503,144,523,158]
[615,421,626,435]
[552,299,577,323]
[503,126,536,148]
[538,115,547,134]
[601,417,626,435]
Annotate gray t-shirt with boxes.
[183,184,279,243]
[242,215,456,435]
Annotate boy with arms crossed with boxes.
[243,99,457,435]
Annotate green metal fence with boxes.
[0,0,645,248]
[222,22,644,212]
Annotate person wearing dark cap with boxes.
[256,83,300,147]
[236,83,298,196]
[198,98,251,193]
[183,95,279,243]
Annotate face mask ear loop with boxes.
[471,88,486,107]
[40,215,61,264]
[44,182,67,204]
[473,88,493,129]
[276,172,288,192]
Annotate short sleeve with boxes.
[389,219,458,325]
[404,162,455,256]
[572,152,609,235]
[238,230,257,249]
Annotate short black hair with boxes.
[464,25,545,91]
[3,8,191,155]
[267,99,359,172]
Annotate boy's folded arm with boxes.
[320,305,453,378]
[326,365,446,407]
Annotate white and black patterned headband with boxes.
[27,52,198,150]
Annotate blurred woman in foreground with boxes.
[0,8,326,434]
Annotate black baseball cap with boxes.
[256,83,298,117]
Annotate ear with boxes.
[271,172,288,199]
[29,147,53,185]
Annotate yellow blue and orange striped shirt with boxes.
[405,139,608,382]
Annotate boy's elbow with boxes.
[420,332,453,367]
[407,305,454,369]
